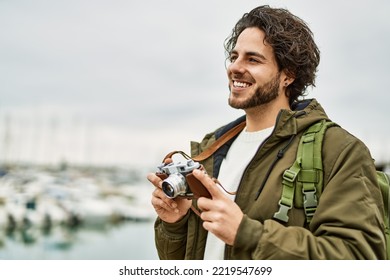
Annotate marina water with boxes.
[0,163,159,260]
[0,220,158,260]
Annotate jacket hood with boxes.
[275,98,330,138]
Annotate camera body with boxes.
[156,159,211,199]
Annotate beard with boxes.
[228,72,281,110]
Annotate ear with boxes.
[281,70,295,87]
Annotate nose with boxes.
[227,58,245,75]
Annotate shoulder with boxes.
[323,125,372,159]
[322,124,376,185]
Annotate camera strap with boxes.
[161,120,246,163]
[192,120,246,162]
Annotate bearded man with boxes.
[147,5,386,260]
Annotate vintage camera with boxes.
[156,159,211,199]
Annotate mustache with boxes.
[230,73,255,83]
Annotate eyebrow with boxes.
[230,50,267,61]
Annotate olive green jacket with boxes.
[154,99,386,259]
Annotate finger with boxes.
[153,187,178,208]
[192,169,223,199]
[147,172,163,189]
[152,189,179,213]
[197,197,212,212]
[199,208,221,222]
[202,220,215,233]
[152,196,178,214]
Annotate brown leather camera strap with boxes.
[192,120,246,162]
[162,150,191,162]
[161,120,246,163]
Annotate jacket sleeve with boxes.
[154,212,190,260]
[232,130,387,259]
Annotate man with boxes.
[147,5,386,259]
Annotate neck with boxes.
[244,97,290,132]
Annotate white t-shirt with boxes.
[203,126,274,260]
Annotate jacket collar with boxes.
[217,98,329,140]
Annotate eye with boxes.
[228,54,238,63]
[249,57,260,64]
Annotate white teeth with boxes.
[233,81,251,88]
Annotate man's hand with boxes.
[147,172,191,224]
[193,169,244,245]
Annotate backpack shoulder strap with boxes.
[274,120,338,223]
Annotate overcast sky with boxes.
[1,0,390,167]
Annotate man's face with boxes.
[227,27,285,110]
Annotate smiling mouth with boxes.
[233,80,252,88]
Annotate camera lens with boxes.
[162,173,187,198]
[162,183,175,198]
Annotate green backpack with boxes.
[273,119,390,259]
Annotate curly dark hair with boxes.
[224,5,320,104]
